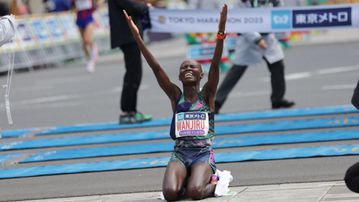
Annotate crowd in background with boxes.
[1,0,358,17]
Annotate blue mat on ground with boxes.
[1,144,359,179]
[20,130,359,163]
[0,154,19,164]
[1,116,359,150]
[1,105,355,138]
[0,129,33,139]
[0,130,168,151]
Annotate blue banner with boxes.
[292,7,351,28]
[150,4,359,32]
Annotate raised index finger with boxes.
[123,10,129,19]
[221,4,228,18]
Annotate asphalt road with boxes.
[0,39,359,201]
[1,39,359,129]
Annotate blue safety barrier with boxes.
[37,120,168,136]
[0,105,356,138]
[1,144,359,179]
[216,105,356,122]
[32,105,359,136]
[0,130,168,151]
[21,130,359,163]
[0,129,33,139]
[0,154,19,164]
[2,116,359,151]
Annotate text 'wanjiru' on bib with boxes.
[175,112,209,138]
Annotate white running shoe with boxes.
[86,59,95,73]
[159,192,165,200]
[214,169,233,197]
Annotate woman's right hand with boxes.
[123,10,140,37]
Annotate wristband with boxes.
[217,31,226,40]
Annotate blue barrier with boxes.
[32,105,359,136]
[1,144,359,179]
[0,130,168,151]
[0,154,19,164]
[21,130,359,163]
[0,129,33,139]
[2,116,359,151]
[0,105,356,138]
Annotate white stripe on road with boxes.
[14,85,150,107]
[260,72,312,82]
[18,95,81,105]
[110,85,149,93]
[285,72,313,80]
[259,64,359,82]
[316,65,359,75]
[323,193,359,201]
[321,84,356,90]
[231,91,269,97]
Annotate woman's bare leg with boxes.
[186,163,215,200]
[80,23,95,58]
[78,28,89,58]
[162,161,187,201]
[81,23,97,72]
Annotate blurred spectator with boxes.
[108,0,152,124]
[187,0,222,9]
[146,0,166,7]
[0,2,10,15]
[214,0,295,114]
[73,0,101,73]
[0,14,16,46]
[344,80,359,193]
[44,0,71,12]
[308,0,319,5]
[352,80,359,109]
[10,0,29,15]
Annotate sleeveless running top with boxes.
[74,0,95,20]
[75,0,93,11]
[170,87,215,148]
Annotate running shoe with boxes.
[133,112,152,122]
[119,112,152,124]
[272,99,295,109]
[119,114,132,124]
[214,169,233,197]
[86,59,95,73]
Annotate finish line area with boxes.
[0,105,359,179]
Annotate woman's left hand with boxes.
[218,4,228,32]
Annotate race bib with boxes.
[175,112,209,138]
[75,0,93,11]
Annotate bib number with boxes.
[175,112,209,138]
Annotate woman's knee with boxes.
[163,185,182,201]
[83,37,92,47]
[186,184,205,200]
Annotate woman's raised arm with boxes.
[123,10,179,101]
[204,5,228,100]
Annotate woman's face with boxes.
[179,60,203,84]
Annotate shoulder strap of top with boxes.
[174,85,182,105]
